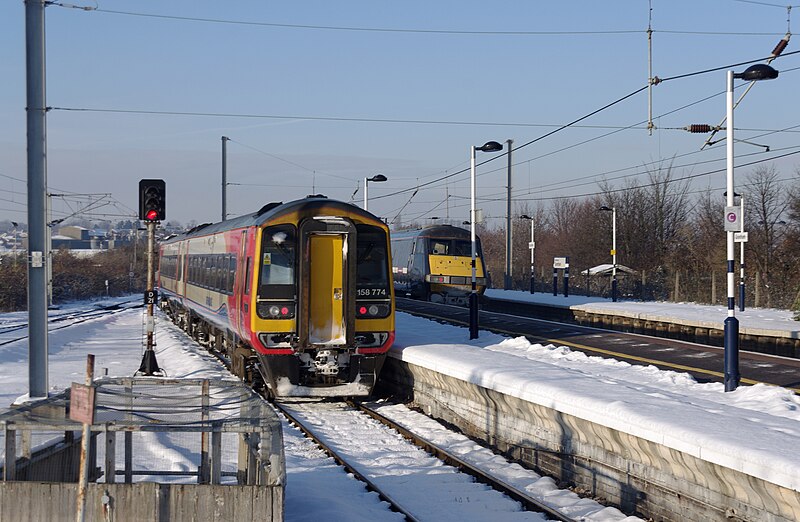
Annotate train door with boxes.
[309,234,345,344]
[298,217,356,350]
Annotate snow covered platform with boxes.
[485,289,800,358]
[0,377,285,522]
[382,314,800,522]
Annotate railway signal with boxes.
[136,179,165,376]
[139,179,166,222]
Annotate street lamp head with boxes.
[519,214,532,220]
[367,174,387,182]
[462,220,471,225]
[476,141,503,153]
[734,64,779,81]
[598,206,613,212]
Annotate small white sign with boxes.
[553,257,568,269]
[528,241,535,249]
[734,232,749,243]
[31,251,43,268]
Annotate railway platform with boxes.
[483,289,800,358]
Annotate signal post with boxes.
[138,179,166,376]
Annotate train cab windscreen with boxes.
[257,225,296,318]
[356,225,391,302]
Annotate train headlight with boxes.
[257,301,296,319]
[356,302,390,318]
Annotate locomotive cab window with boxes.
[259,225,296,299]
[356,225,390,298]
[428,238,479,257]
[454,239,475,257]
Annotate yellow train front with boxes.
[159,196,395,398]
[391,224,487,305]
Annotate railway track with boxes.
[0,299,143,347]
[276,398,580,522]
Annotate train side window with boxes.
[390,238,411,268]
[189,256,197,284]
[228,255,236,294]
[244,257,251,296]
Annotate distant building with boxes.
[20,225,133,251]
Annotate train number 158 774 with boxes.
[357,288,387,297]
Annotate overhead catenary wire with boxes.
[51,3,798,37]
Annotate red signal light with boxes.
[359,306,368,315]
[145,209,159,221]
[281,306,289,316]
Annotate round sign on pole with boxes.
[724,206,740,231]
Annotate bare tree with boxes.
[744,165,789,307]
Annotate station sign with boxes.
[734,232,749,243]
[553,257,568,269]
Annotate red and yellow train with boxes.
[158,195,395,398]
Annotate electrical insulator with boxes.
[772,35,790,57]
[687,124,712,134]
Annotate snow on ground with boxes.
[1,295,799,521]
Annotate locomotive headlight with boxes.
[269,305,281,317]
[368,304,379,316]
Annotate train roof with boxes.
[161,196,383,244]
[390,224,473,240]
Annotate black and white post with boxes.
[723,64,779,392]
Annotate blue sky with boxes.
[1,0,798,227]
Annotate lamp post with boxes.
[469,141,503,339]
[504,138,513,290]
[520,214,535,294]
[599,206,617,302]
[364,174,387,211]
[724,63,778,392]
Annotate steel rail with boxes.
[350,400,578,522]
[274,401,422,522]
